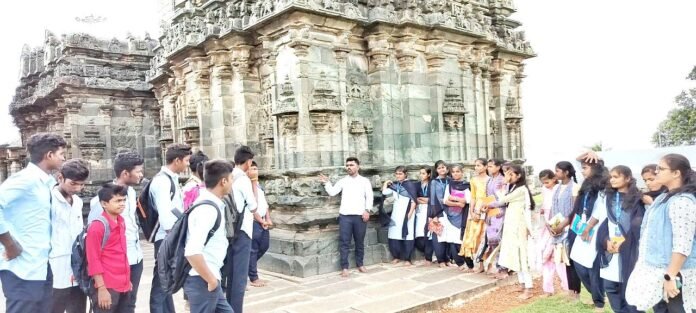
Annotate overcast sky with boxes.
[0,0,694,169]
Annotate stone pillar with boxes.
[257,39,277,169]
[99,98,114,164]
[287,24,312,168]
[395,34,422,164]
[208,48,233,159]
[424,39,450,162]
[185,56,210,152]
[481,68,493,159]
[365,31,396,165]
[64,96,82,159]
[228,44,260,151]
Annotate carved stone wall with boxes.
[9,31,160,189]
[150,0,533,277]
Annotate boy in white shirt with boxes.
[50,159,89,313]
[247,161,272,287]
[185,160,235,313]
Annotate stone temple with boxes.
[5,0,533,277]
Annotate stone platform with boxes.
[0,242,509,313]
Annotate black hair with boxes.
[538,169,555,180]
[98,182,128,203]
[60,159,89,181]
[662,154,696,200]
[607,165,642,210]
[251,160,258,167]
[394,165,407,174]
[165,143,192,164]
[433,160,448,177]
[189,150,209,178]
[487,159,505,176]
[420,166,432,179]
[474,158,488,167]
[579,159,609,195]
[114,151,144,177]
[26,133,66,164]
[203,159,235,188]
[234,146,254,165]
[555,161,578,183]
[641,164,658,176]
[346,157,360,165]
[508,164,536,211]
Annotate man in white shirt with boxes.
[184,159,235,313]
[319,157,374,278]
[223,146,257,313]
[150,143,192,313]
[87,151,145,313]
[247,161,273,287]
[50,159,89,313]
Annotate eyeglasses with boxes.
[656,165,670,173]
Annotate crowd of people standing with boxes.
[0,131,695,313]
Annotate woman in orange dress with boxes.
[459,158,489,272]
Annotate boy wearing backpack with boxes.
[50,159,89,313]
[149,143,191,313]
[88,151,144,313]
[184,160,235,313]
[87,183,131,313]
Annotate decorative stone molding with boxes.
[310,72,341,112]
[443,80,468,115]
[274,75,299,116]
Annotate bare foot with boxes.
[340,269,350,278]
[495,272,509,280]
[250,279,267,287]
[391,259,400,265]
[514,284,525,292]
[593,307,604,313]
[439,262,448,268]
[518,289,533,300]
[358,266,368,273]
[404,261,413,266]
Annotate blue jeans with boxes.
[248,223,270,282]
[223,232,251,313]
[0,265,53,313]
[150,240,175,313]
[574,257,605,308]
[184,276,233,313]
[338,215,367,269]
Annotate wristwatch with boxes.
[664,273,673,281]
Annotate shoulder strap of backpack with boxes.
[160,172,176,201]
[188,200,222,244]
[93,216,111,250]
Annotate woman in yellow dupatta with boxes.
[459,158,490,272]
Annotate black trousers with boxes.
[388,239,415,261]
[414,237,433,262]
[91,289,130,313]
[566,259,582,293]
[654,291,695,313]
[338,215,367,269]
[52,286,86,313]
[150,240,175,313]
[125,261,143,312]
[0,264,53,313]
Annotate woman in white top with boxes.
[382,166,417,265]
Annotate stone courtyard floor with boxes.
[1,242,509,313]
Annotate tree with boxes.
[652,68,696,147]
[586,141,609,152]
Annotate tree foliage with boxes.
[652,69,696,147]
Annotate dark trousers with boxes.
[223,232,251,313]
[414,237,433,262]
[338,215,367,269]
[184,276,233,313]
[574,257,605,308]
[0,264,53,313]
[52,286,86,313]
[91,289,130,313]
[654,291,695,313]
[566,260,582,293]
[248,222,270,282]
[604,279,641,313]
[388,239,415,261]
[431,235,466,266]
[150,240,175,313]
[126,261,143,312]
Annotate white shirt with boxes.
[151,166,184,242]
[49,187,84,289]
[255,184,269,218]
[232,168,257,238]
[88,185,143,265]
[570,193,607,268]
[185,189,228,280]
[323,175,374,216]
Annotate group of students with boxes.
[0,132,273,313]
[380,152,696,313]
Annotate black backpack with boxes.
[71,216,111,295]
[157,200,221,294]
[221,191,244,242]
[137,172,176,243]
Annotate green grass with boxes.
[509,288,654,313]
